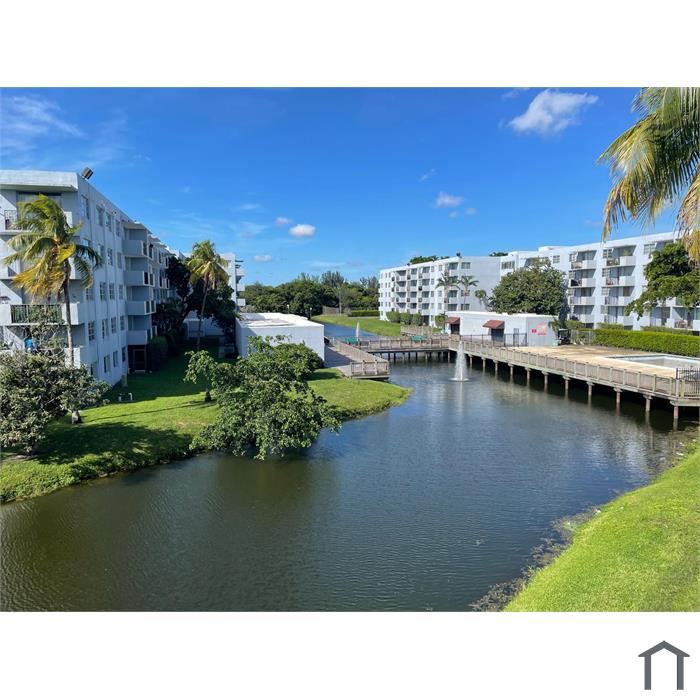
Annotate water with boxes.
[0,342,694,611]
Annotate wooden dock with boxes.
[325,337,390,379]
[339,334,700,415]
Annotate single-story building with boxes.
[444,311,557,347]
[235,313,325,360]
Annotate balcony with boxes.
[125,300,154,315]
[572,314,594,324]
[602,315,634,326]
[602,295,632,306]
[569,278,596,288]
[0,302,83,326]
[2,209,74,233]
[570,259,596,270]
[123,239,148,257]
[603,275,635,287]
[124,270,152,286]
[127,329,150,345]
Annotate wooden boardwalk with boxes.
[325,338,390,379]
[340,334,700,415]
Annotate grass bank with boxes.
[313,314,402,337]
[0,356,411,504]
[507,448,700,611]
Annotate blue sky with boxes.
[0,87,675,284]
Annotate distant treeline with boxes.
[243,271,378,316]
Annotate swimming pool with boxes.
[609,354,700,370]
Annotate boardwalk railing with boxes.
[328,338,390,378]
[447,337,700,399]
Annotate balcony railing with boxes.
[9,304,62,324]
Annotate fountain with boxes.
[355,322,361,341]
[451,340,469,381]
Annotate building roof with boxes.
[483,319,505,329]
[238,313,321,329]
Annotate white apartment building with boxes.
[0,169,244,384]
[379,255,503,325]
[380,232,699,331]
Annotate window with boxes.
[552,255,560,264]
[118,284,124,300]
[501,261,515,270]
[97,207,105,226]
[98,244,105,260]
[106,212,112,231]
[116,220,121,237]
[117,252,123,269]
[111,317,117,334]
[103,355,110,373]
[120,315,125,331]
[80,195,90,220]
[109,283,115,300]
[101,319,108,338]
[86,284,94,301]
[87,321,95,341]
[122,347,127,363]
[99,282,107,301]
[603,248,614,259]
[90,362,98,377]
[107,248,114,265]
[113,350,119,367]
[461,262,471,269]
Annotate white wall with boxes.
[453,311,557,346]
[235,313,325,360]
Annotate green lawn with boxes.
[507,448,700,611]
[0,355,411,504]
[309,368,411,420]
[312,314,403,337]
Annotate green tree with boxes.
[0,318,108,453]
[599,88,700,260]
[626,242,700,321]
[458,274,479,305]
[474,289,490,309]
[187,241,230,350]
[2,195,102,365]
[408,255,439,265]
[186,338,339,459]
[489,260,566,316]
[436,270,456,313]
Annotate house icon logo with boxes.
[639,641,690,690]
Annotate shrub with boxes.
[411,313,423,326]
[347,309,379,317]
[641,326,695,335]
[148,336,169,371]
[386,311,401,323]
[596,322,625,330]
[400,312,412,324]
[593,329,700,357]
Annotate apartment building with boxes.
[378,255,502,325]
[379,232,699,331]
[0,170,243,384]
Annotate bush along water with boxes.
[593,329,700,357]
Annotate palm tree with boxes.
[436,270,456,316]
[2,195,102,365]
[474,288,489,309]
[458,274,479,306]
[599,87,699,261]
[187,240,230,350]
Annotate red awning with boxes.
[446,316,461,324]
[483,319,505,330]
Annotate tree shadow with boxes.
[34,421,195,481]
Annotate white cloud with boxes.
[419,168,436,182]
[448,211,459,219]
[435,192,464,208]
[1,95,82,157]
[502,87,530,100]
[238,202,262,211]
[253,254,272,262]
[289,223,316,238]
[508,89,598,135]
[275,216,293,226]
[464,207,477,216]
[230,221,267,238]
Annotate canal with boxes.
[0,325,694,610]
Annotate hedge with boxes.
[593,329,700,357]
[640,326,695,336]
[147,336,169,370]
[347,309,379,317]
